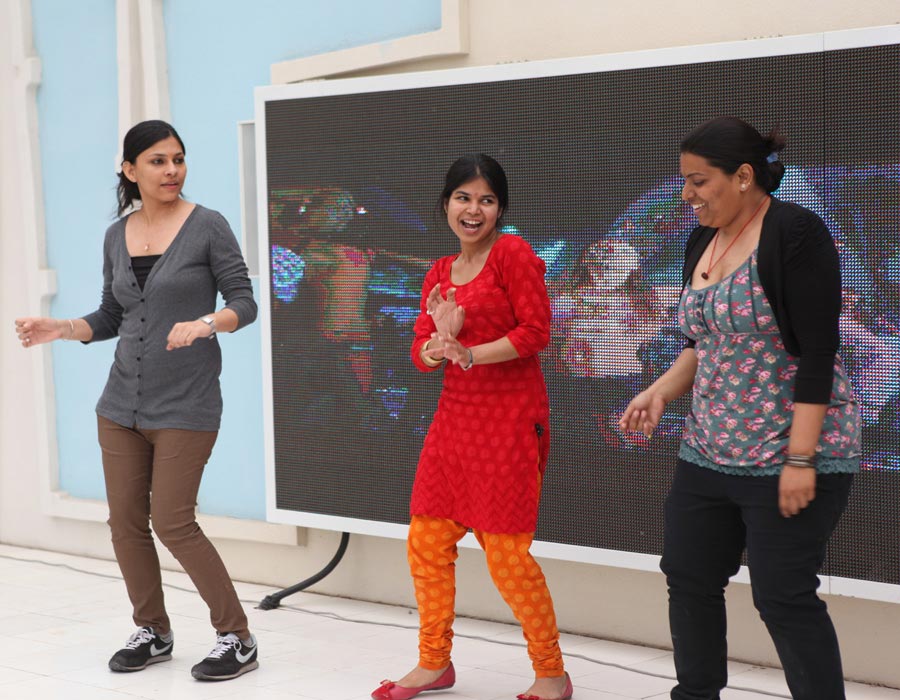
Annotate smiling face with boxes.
[122,135,186,207]
[680,152,753,229]
[444,176,502,248]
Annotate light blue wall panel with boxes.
[32,0,121,502]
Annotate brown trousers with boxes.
[97,415,249,638]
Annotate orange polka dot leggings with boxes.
[407,514,565,677]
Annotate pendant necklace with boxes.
[701,196,769,281]
[141,211,152,252]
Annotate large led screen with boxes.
[259,32,900,589]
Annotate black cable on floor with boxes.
[257,530,349,610]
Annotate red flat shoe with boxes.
[516,672,573,700]
[371,663,456,700]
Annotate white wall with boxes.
[3,0,900,688]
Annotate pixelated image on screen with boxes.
[264,42,900,584]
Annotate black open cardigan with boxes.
[681,197,842,405]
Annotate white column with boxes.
[0,0,61,537]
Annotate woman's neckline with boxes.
[124,202,198,257]
[688,247,758,291]
[689,199,774,291]
[449,233,503,287]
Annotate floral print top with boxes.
[678,250,860,476]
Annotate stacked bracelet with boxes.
[62,318,75,341]
[784,453,816,469]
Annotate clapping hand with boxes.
[426,284,465,340]
[438,334,470,366]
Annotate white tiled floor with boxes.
[0,544,898,700]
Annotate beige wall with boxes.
[3,0,900,689]
[341,0,900,78]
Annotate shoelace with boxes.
[124,627,155,650]
[205,633,241,659]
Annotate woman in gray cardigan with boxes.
[15,120,259,682]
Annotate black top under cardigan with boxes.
[681,197,842,405]
[83,205,257,430]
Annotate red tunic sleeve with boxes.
[410,259,444,373]
[496,235,551,357]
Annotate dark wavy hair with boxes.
[437,154,509,226]
[116,120,186,217]
[680,116,786,194]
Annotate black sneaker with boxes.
[191,633,258,681]
[108,626,174,672]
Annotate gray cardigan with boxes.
[83,205,257,430]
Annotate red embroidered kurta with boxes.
[409,234,551,534]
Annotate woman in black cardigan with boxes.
[620,117,860,700]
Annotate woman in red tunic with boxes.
[371,155,572,700]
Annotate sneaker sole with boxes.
[191,660,259,681]
[109,654,172,672]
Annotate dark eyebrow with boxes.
[455,190,495,197]
[148,152,184,158]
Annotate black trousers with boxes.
[660,459,853,700]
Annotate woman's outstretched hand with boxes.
[14,317,65,347]
[426,283,465,340]
[619,389,667,438]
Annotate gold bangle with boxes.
[421,339,441,367]
[63,318,75,341]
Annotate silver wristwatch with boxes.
[199,315,216,338]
